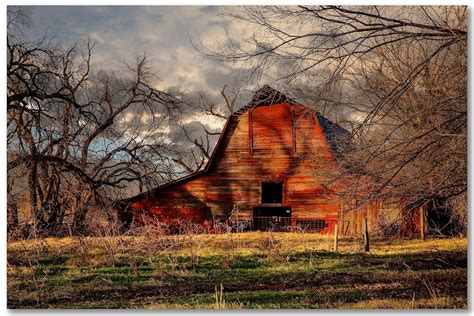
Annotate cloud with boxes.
[17,6,264,165]
[24,6,251,100]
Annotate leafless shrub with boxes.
[86,220,128,267]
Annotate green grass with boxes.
[7,232,467,309]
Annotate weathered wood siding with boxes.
[129,102,367,233]
[131,177,211,225]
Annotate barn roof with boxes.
[233,85,297,115]
[123,86,349,203]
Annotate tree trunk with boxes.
[7,179,19,230]
[420,205,426,241]
[28,159,44,233]
[363,216,370,252]
[72,186,93,234]
[34,165,63,232]
[7,197,19,229]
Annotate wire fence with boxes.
[252,216,344,233]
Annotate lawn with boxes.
[7,232,467,309]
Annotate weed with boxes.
[214,284,225,309]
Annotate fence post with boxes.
[334,224,339,252]
[363,216,370,252]
[326,230,331,251]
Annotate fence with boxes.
[252,216,345,233]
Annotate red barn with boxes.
[122,86,379,234]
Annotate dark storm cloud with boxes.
[23,5,247,97]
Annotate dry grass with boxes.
[7,232,467,309]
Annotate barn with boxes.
[121,86,380,234]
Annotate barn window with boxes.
[261,182,283,204]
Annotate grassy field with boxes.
[7,232,467,309]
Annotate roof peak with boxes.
[250,85,295,106]
[233,85,296,115]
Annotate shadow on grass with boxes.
[8,247,467,309]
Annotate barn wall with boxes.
[129,102,377,233]
[202,103,342,222]
[130,178,210,225]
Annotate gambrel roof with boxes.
[124,86,349,203]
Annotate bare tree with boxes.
[167,84,246,174]
[200,5,467,233]
[7,8,188,234]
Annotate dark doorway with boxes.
[253,206,292,231]
[261,181,283,203]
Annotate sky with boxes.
[9,6,266,183]
[10,5,368,155]
[7,4,471,191]
[17,5,367,122]
[23,6,256,113]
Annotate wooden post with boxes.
[420,206,426,241]
[363,216,370,252]
[326,231,330,251]
[334,224,339,252]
